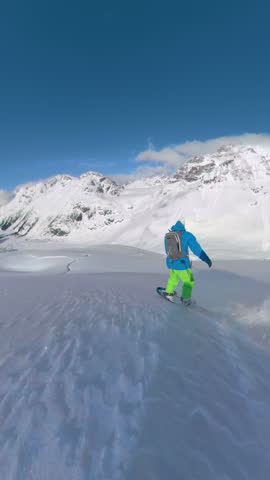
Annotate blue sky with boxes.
[1,0,270,190]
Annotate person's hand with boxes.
[208,259,212,268]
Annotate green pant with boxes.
[165,269,195,299]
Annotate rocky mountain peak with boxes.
[171,144,270,186]
[79,171,121,195]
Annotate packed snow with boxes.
[0,237,270,479]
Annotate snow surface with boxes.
[1,239,270,479]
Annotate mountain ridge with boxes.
[1,144,269,257]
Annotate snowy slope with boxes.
[1,244,270,479]
[0,144,270,258]
[0,172,123,238]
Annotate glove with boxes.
[208,259,212,268]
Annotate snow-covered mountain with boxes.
[0,172,123,238]
[1,144,270,257]
[172,144,270,188]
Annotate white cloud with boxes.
[0,190,13,208]
[137,133,270,167]
[137,147,183,166]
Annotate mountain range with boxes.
[1,144,269,258]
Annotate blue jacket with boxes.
[165,221,211,270]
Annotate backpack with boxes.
[165,230,188,261]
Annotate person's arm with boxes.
[188,233,212,267]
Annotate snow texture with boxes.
[0,241,270,480]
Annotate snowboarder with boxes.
[164,220,212,306]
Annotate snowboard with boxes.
[156,287,184,305]
[156,287,209,314]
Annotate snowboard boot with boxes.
[164,291,176,302]
[181,297,192,307]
